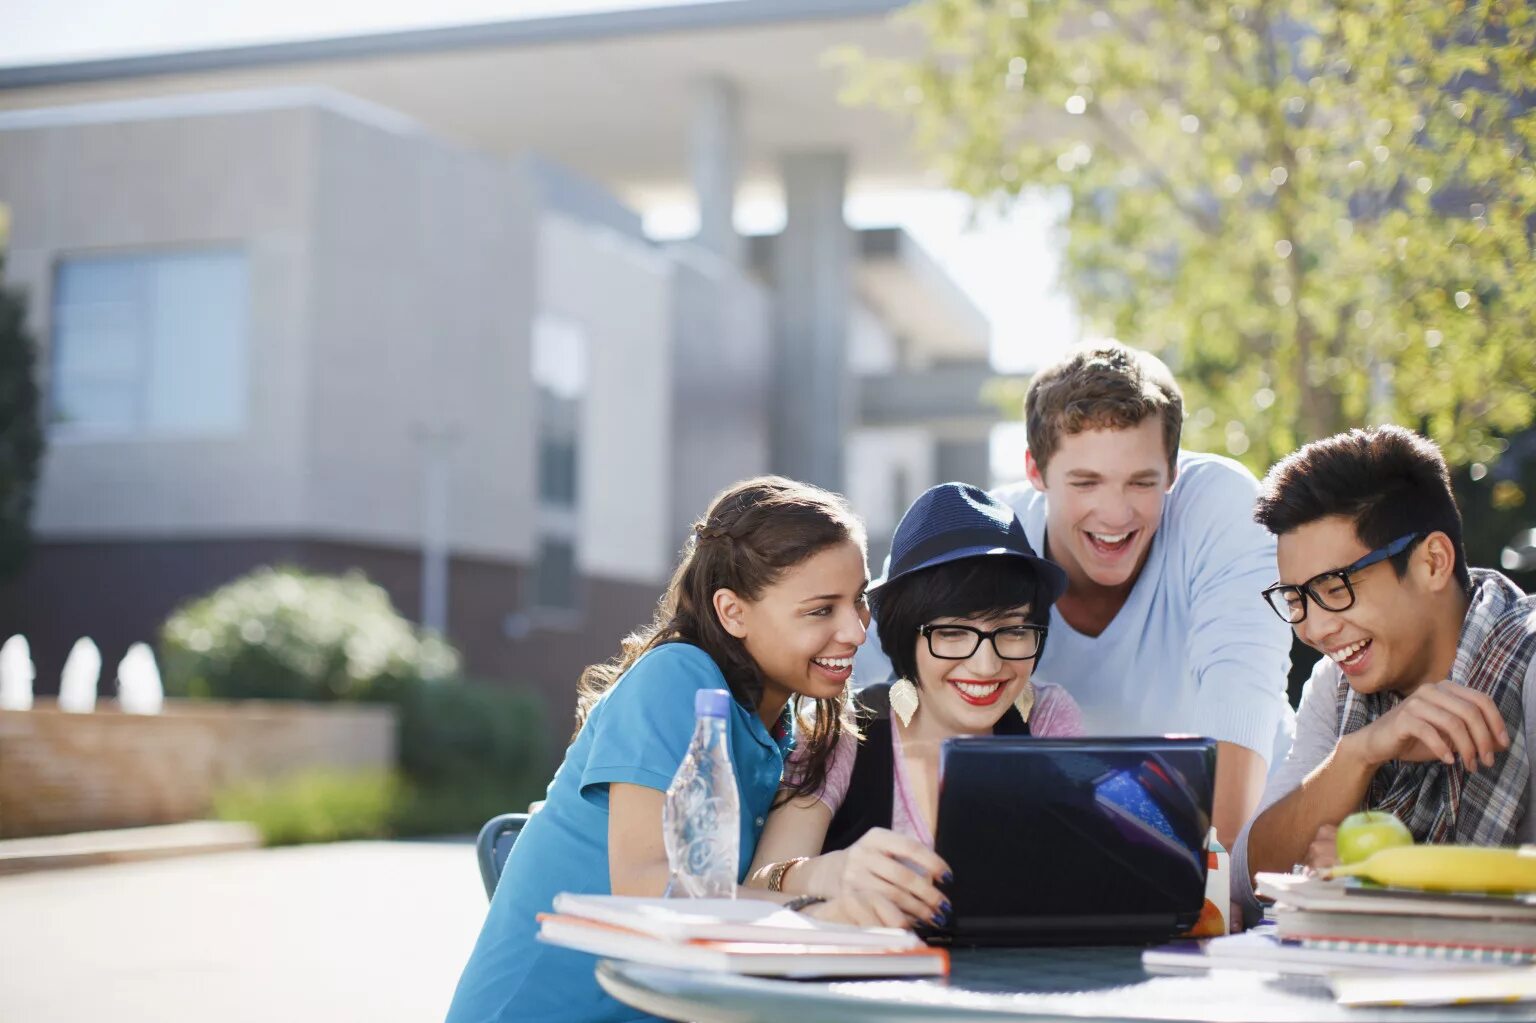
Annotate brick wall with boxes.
[0,700,396,838]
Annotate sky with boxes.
[1,0,1083,479]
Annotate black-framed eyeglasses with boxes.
[1260,532,1426,624]
[918,623,1047,661]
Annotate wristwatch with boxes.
[765,856,809,892]
[783,894,828,913]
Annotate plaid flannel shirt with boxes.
[1336,568,1536,845]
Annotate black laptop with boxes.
[925,735,1217,947]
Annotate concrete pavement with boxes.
[0,821,261,876]
[0,840,488,1023]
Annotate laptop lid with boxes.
[929,736,1216,946]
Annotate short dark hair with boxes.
[1025,342,1183,477]
[1254,425,1470,591]
[874,556,1052,683]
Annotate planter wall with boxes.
[0,699,396,838]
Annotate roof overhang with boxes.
[748,226,989,360]
[0,0,935,198]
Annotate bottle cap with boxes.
[695,688,732,718]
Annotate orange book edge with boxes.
[537,912,951,974]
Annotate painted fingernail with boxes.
[941,899,953,915]
[941,871,954,884]
[931,911,948,927]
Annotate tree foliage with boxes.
[842,0,1536,474]
[0,237,44,578]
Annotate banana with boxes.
[1325,844,1536,893]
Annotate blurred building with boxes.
[0,0,1009,719]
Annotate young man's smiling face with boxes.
[1027,416,1174,593]
[1274,515,1438,697]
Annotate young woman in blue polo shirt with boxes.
[445,476,904,1023]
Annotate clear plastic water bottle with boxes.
[662,688,740,898]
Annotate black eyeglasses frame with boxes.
[917,622,1047,661]
[1260,532,1427,624]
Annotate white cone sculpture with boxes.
[117,642,164,715]
[0,634,34,710]
[58,637,102,713]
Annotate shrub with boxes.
[168,565,552,840]
[398,680,545,789]
[213,769,401,846]
[160,566,458,702]
[391,681,550,836]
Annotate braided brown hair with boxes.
[573,476,865,800]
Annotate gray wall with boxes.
[667,242,772,546]
[538,211,675,584]
[305,107,538,562]
[0,97,543,561]
[0,104,316,538]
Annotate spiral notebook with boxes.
[1141,930,1526,976]
[1295,936,1535,965]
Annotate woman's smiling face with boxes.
[728,540,871,706]
[911,606,1038,735]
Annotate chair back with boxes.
[476,812,529,899]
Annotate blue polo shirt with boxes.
[445,642,792,1023]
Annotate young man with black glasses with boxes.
[1233,425,1536,923]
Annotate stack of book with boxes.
[1144,872,1536,1006]
[537,894,950,979]
[1257,870,1536,966]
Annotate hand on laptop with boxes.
[800,828,951,927]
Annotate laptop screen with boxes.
[931,736,1216,945]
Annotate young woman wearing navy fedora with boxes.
[744,482,1084,928]
[447,477,909,1023]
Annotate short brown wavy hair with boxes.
[1024,342,1183,476]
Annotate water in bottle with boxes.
[662,688,740,898]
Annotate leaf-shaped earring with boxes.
[889,677,919,728]
[1014,680,1036,724]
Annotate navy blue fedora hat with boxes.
[868,482,1067,609]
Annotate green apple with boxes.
[1336,810,1414,865]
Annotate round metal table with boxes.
[598,945,1536,1023]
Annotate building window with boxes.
[534,538,578,613]
[530,314,586,616]
[538,436,578,506]
[50,248,249,437]
[532,314,586,509]
[890,466,911,535]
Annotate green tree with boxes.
[843,0,1536,473]
[0,210,44,578]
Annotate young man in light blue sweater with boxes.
[857,343,1294,851]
